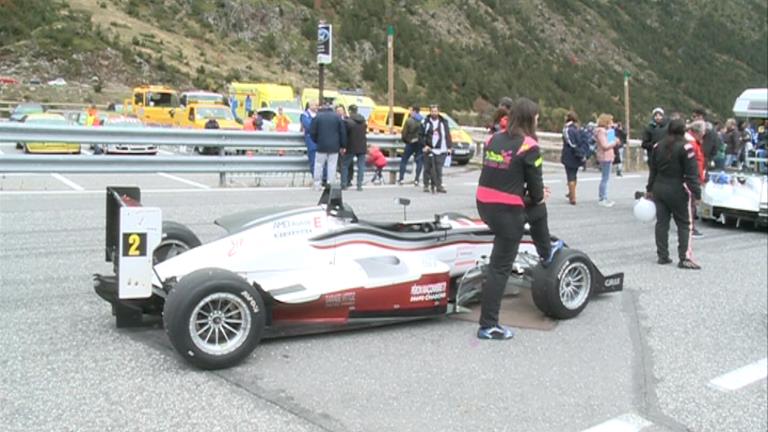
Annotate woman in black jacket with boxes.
[475,98,562,340]
[646,118,702,269]
[561,111,584,205]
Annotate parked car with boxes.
[99,116,158,155]
[10,102,45,122]
[20,113,81,154]
[47,78,67,86]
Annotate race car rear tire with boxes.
[163,268,266,370]
[153,221,201,264]
[530,248,593,319]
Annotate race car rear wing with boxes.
[104,186,162,300]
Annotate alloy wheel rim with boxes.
[559,262,591,310]
[189,293,252,356]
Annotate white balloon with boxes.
[634,197,656,223]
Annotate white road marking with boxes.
[50,173,84,191]
[709,358,767,392]
[579,174,642,182]
[460,174,642,186]
[157,173,211,189]
[581,413,652,432]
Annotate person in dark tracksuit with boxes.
[475,98,563,340]
[398,106,424,186]
[646,118,702,269]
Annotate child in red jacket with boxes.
[367,146,387,185]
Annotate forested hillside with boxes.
[1,0,766,131]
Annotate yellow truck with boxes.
[173,103,241,130]
[227,82,297,119]
[123,85,180,127]
[367,105,409,134]
[179,90,228,107]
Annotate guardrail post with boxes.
[219,146,227,187]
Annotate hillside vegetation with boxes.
[0,0,766,132]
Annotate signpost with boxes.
[624,70,631,140]
[387,25,395,134]
[317,22,332,105]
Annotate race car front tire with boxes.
[163,268,266,370]
[153,221,202,264]
[530,249,593,319]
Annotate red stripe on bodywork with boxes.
[310,238,492,251]
[476,186,524,206]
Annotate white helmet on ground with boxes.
[634,197,656,223]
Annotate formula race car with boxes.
[700,155,768,228]
[94,186,623,369]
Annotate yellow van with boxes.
[123,85,180,127]
[335,91,377,120]
[228,82,297,119]
[301,88,339,109]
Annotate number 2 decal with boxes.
[122,232,147,257]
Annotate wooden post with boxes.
[387,25,395,134]
[319,63,324,106]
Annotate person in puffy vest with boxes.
[641,107,668,163]
[366,145,387,185]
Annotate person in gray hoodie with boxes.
[341,105,368,191]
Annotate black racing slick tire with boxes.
[530,248,593,319]
[153,221,201,264]
[163,268,266,370]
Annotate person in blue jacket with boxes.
[310,104,347,190]
[300,101,319,177]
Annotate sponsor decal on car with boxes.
[271,216,324,239]
[325,291,356,308]
[409,282,447,303]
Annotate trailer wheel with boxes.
[163,268,265,370]
[530,249,593,319]
[153,221,201,264]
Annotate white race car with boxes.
[94,186,623,369]
[701,156,768,228]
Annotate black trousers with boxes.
[423,152,446,188]
[476,203,526,328]
[653,182,693,261]
[526,203,552,260]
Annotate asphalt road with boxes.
[0,159,766,432]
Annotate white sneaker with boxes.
[598,200,615,207]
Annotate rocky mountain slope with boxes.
[0,0,765,131]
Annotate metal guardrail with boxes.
[0,123,402,149]
[0,124,408,183]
